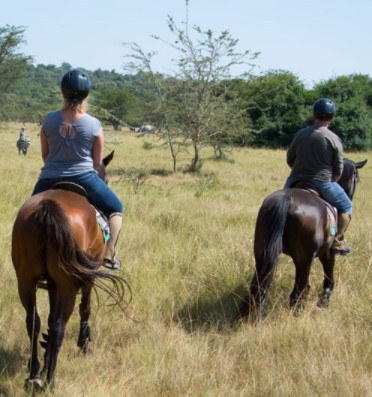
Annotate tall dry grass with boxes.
[0,122,371,396]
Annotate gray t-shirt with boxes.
[39,111,101,179]
[286,124,344,182]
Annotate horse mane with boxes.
[338,158,358,199]
[343,158,355,175]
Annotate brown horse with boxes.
[12,151,128,391]
[238,158,367,321]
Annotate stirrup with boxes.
[103,257,121,270]
[330,245,352,256]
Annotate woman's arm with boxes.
[40,129,49,163]
[92,128,104,178]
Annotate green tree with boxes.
[237,70,308,147]
[124,1,258,172]
[331,97,372,150]
[123,47,184,172]
[0,25,32,120]
[12,64,61,122]
[92,85,143,129]
[313,75,372,150]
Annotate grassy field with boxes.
[0,122,371,396]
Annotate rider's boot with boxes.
[330,213,352,255]
[103,213,122,269]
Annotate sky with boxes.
[1,0,371,87]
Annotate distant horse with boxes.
[16,128,30,155]
[12,151,128,391]
[138,124,156,134]
[238,158,367,321]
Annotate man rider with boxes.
[284,98,352,255]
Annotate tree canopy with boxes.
[0,24,371,156]
[0,25,32,120]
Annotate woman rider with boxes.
[32,69,123,269]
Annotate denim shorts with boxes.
[32,171,123,215]
[284,176,352,214]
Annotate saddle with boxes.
[291,181,324,195]
[290,181,337,236]
[52,181,88,198]
[51,182,110,243]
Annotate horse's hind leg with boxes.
[18,283,43,390]
[45,291,77,390]
[237,273,260,321]
[40,287,58,377]
[244,258,276,322]
[251,272,269,318]
[290,256,313,311]
[318,252,335,308]
[77,285,93,354]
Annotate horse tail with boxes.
[237,193,292,321]
[256,194,291,279]
[34,199,129,305]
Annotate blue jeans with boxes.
[32,171,123,215]
[284,176,352,214]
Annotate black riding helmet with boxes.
[61,69,91,103]
[313,98,336,121]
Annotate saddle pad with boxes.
[324,203,337,236]
[301,188,337,236]
[96,209,110,244]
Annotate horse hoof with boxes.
[24,377,43,392]
[292,307,303,317]
[80,346,93,357]
[290,300,304,316]
[317,297,329,309]
[85,348,93,357]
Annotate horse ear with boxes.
[103,150,115,167]
[355,159,367,169]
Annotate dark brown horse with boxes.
[12,151,128,391]
[238,158,367,321]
